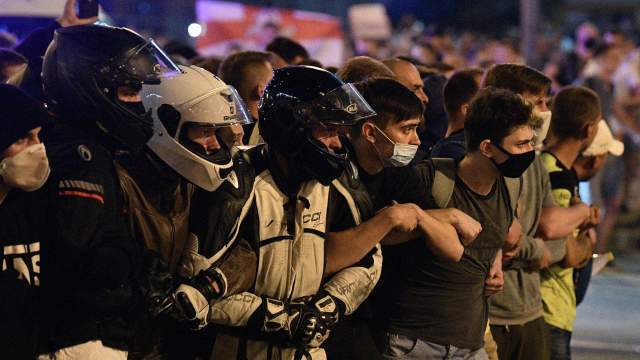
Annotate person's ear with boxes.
[479,139,495,158]
[461,103,470,117]
[588,120,598,139]
[255,83,266,100]
[582,120,597,141]
[362,121,376,143]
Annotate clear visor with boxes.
[177,85,253,129]
[295,83,377,127]
[114,39,181,86]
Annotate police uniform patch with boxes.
[77,145,93,162]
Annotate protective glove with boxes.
[257,291,344,348]
[173,266,225,329]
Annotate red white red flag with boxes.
[195,0,344,66]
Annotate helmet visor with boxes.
[296,83,377,127]
[113,39,181,86]
[177,85,253,128]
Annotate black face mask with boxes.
[121,101,147,116]
[490,143,535,178]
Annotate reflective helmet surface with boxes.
[258,65,376,185]
[42,24,180,153]
[142,65,252,191]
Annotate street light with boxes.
[188,22,202,38]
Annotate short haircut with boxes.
[443,69,482,114]
[351,78,424,137]
[266,36,309,64]
[483,63,551,96]
[396,55,434,78]
[465,87,533,151]
[551,86,601,140]
[0,49,27,82]
[336,56,395,83]
[218,51,271,99]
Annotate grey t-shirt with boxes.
[380,160,513,350]
[489,154,564,325]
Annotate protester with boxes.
[323,77,482,359]
[382,58,429,106]
[266,36,309,64]
[540,86,601,360]
[431,68,484,159]
[0,84,51,360]
[218,51,274,144]
[336,56,395,83]
[483,64,597,360]
[203,66,381,360]
[374,87,532,360]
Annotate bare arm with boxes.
[485,249,504,297]
[382,209,464,261]
[325,203,417,276]
[425,208,482,245]
[562,229,594,269]
[537,204,589,240]
[415,210,462,262]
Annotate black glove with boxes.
[137,250,174,316]
[255,291,344,348]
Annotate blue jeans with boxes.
[545,324,572,360]
[379,332,489,360]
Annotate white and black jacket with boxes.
[205,147,382,360]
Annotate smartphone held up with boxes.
[77,0,100,19]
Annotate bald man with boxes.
[383,58,429,106]
[336,56,395,83]
[219,51,274,144]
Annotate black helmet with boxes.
[259,66,376,185]
[42,24,180,153]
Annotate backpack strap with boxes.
[432,157,522,216]
[431,158,457,209]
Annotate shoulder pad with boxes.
[46,124,115,179]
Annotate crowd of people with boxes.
[0,1,631,360]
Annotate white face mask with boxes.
[534,110,552,148]
[0,143,51,192]
[373,125,418,167]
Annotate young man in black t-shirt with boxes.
[375,88,535,359]
[323,78,482,360]
[430,68,483,160]
[325,78,481,276]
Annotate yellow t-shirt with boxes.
[540,152,577,331]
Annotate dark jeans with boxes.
[323,317,382,360]
[544,324,571,360]
[574,258,593,306]
[490,317,546,360]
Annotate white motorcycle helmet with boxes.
[142,65,252,191]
